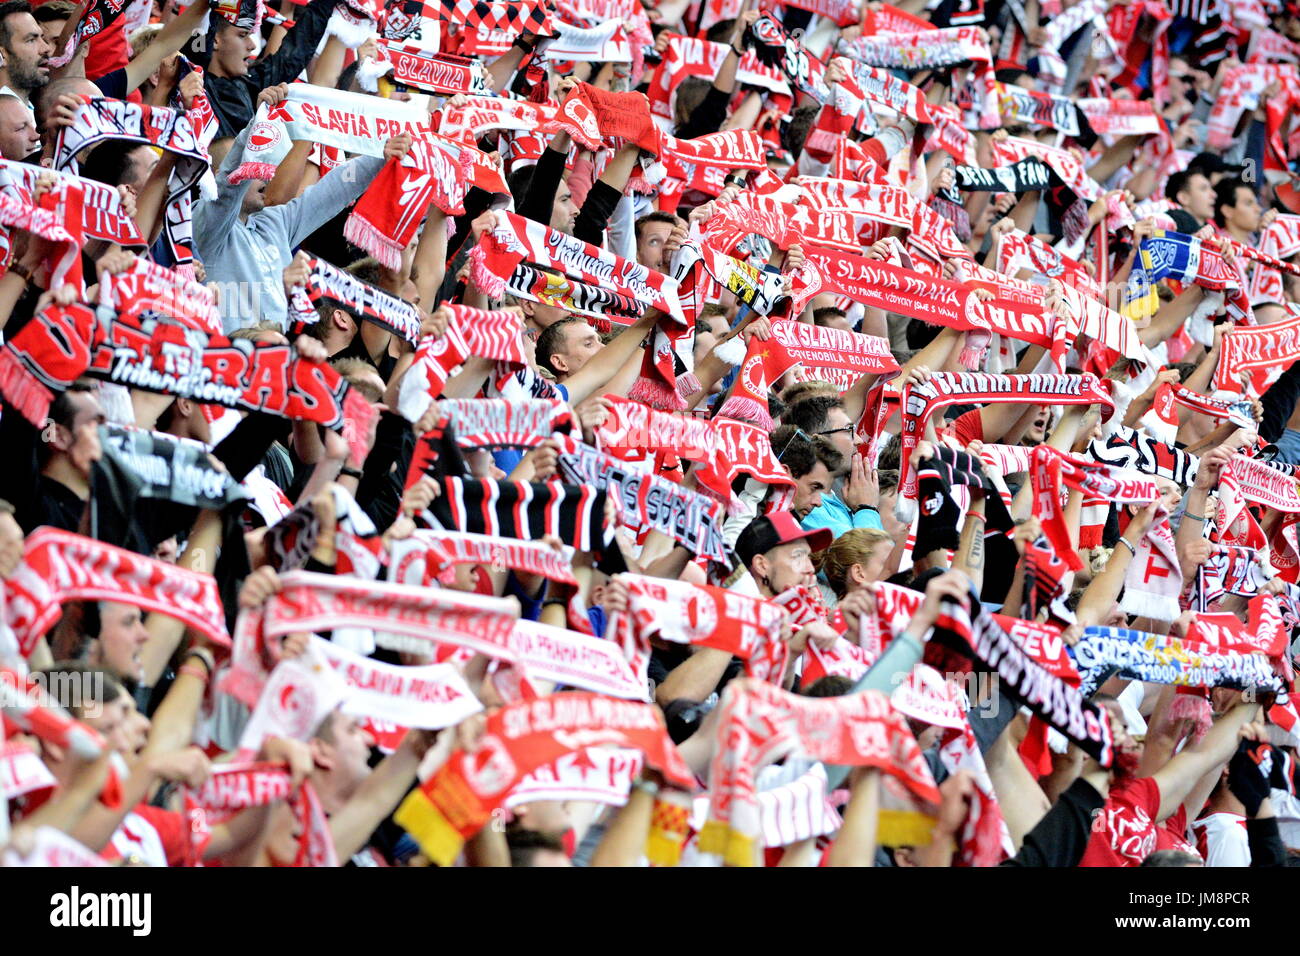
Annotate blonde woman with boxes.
[816,528,895,601]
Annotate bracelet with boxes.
[340,464,363,480]
[852,504,878,515]
[8,261,32,283]
[1183,512,1206,523]
[731,42,745,54]
[1117,537,1137,556]
[183,648,215,677]
[178,664,210,683]
[631,778,661,799]
[964,511,986,523]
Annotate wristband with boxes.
[964,511,986,523]
[178,664,210,684]
[1117,537,1137,556]
[631,778,661,798]
[852,504,878,515]
[183,648,215,678]
[340,464,364,480]
[1183,512,1206,523]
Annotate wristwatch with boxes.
[340,464,364,480]
[852,504,879,515]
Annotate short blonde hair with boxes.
[817,528,892,598]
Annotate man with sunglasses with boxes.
[781,396,883,539]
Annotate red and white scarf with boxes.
[436,398,572,450]
[0,157,143,251]
[700,679,939,867]
[1120,509,1183,622]
[186,762,336,868]
[608,573,790,690]
[222,569,518,709]
[718,319,898,429]
[898,373,1114,520]
[0,188,82,293]
[645,33,790,123]
[1,667,106,762]
[396,305,525,422]
[506,619,647,700]
[5,528,228,657]
[390,530,579,588]
[96,256,222,336]
[395,693,693,866]
[375,42,491,94]
[1215,310,1300,394]
[990,134,1102,201]
[996,227,1103,300]
[692,419,796,505]
[1224,454,1300,514]
[472,210,685,322]
[1088,424,1199,486]
[1029,445,1159,570]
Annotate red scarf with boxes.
[609,573,790,689]
[436,397,572,450]
[390,530,579,587]
[718,319,897,429]
[898,373,1114,519]
[1215,310,1300,394]
[701,679,940,866]
[289,256,423,343]
[396,305,525,421]
[6,528,228,657]
[0,300,377,464]
[395,694,693,866]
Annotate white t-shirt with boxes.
[1191,811,1250,867]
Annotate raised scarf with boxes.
[1222,453,1300,513]
[991,81,1082,135]
[507,263,643,322]
[1214,310,1300,394]
[436,397,572,450]
[595,396,717,461]
[1087,424,1199,486]
[96,257,222,335]
[554,434,727,562]
[924,593,1115,765]
[1124,229,1250,324]
[0,188,81,293]
[997,227,1104,300]
[289,256,423,344]
[700,679,940,867]
[263,484,383,579]
[1195,544,1272,608]
[954,157,1058,193]
[898,372,1113,520]
[395,305,525,422]
[645,33,790,124]
[1,667,106,761]
[222,569,518,709]
[1029,444,1160,570]
[838,26,993,69]
[473,210,685,322]
[97,424,248,511]
[1022,533,1071,621]
[5,528,228,657]
[718,319,897,429]
[743,14,829,101]
[608,573,789,690]
[692,418,796,505]
[376,42,491,94]
[185,762,336,868]
[1071,627,1284,697]
[429,476,609,554]
[0,157,143,249]
[395,693,693,866]
[54,97,209,277]
[0,301,377,466]
[989,135,1102,201]
[389,529,579,587]
[1119,508,1183,622]
[506,618,647,700]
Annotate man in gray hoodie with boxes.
[194,85,404,334]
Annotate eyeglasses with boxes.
[818,425,855,437]
[775,427,811,461]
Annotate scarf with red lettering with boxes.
[436,398,573,451]
[718,319,898,429]
[608,573,789,690]
[595,397,716,462]
[222,569,518,709]
[97,257,222,335]
[289,257,423,344]
[1206,64,1297,151]
[645,33,790,124]
[701,679,940,866]
[184,761,335,867]
[395,693,692,865]
[554,434,727,562]
[5,528,228,657]
[1029,444,1160,571]
[395,305,525,422]
[996,227,1103,300]
[1246,215,1300,304]
[898,373,1114,521]
[0,301,377,465]
[389,530,578,588]
[1160,382,1255,429]
[506,263,643,322]
[471,210,685,322]
[429,477,609,554]
[1115,506,1182,621]
[693,418,795,505]
[1222,454,1300,514]
[1215,311,1300,394]
[376,42,491,94]
[54,97,209,278]
[926,593,1115,765]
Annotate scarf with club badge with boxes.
[396,693,693,866]
[700,679,941,867]
[607,573,790,691]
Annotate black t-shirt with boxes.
[93,68,128,100]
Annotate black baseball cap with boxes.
[1188,152,1246,176]
[735,511,833,569]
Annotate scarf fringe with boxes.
[676,371,701,400]
[958,344,986,371]
[628,376,687,411]
[323,6,374,48]
[467,243,507,299]
[1167,692,1214,744]
[715,395,773,429]
[696,819,758,867]
[0,348,54,426]
[344,211,404,270]
[229,161,280,185]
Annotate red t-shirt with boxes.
[947,408,985,447]
[102,803,197,867]
[1079,776,1163,867]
